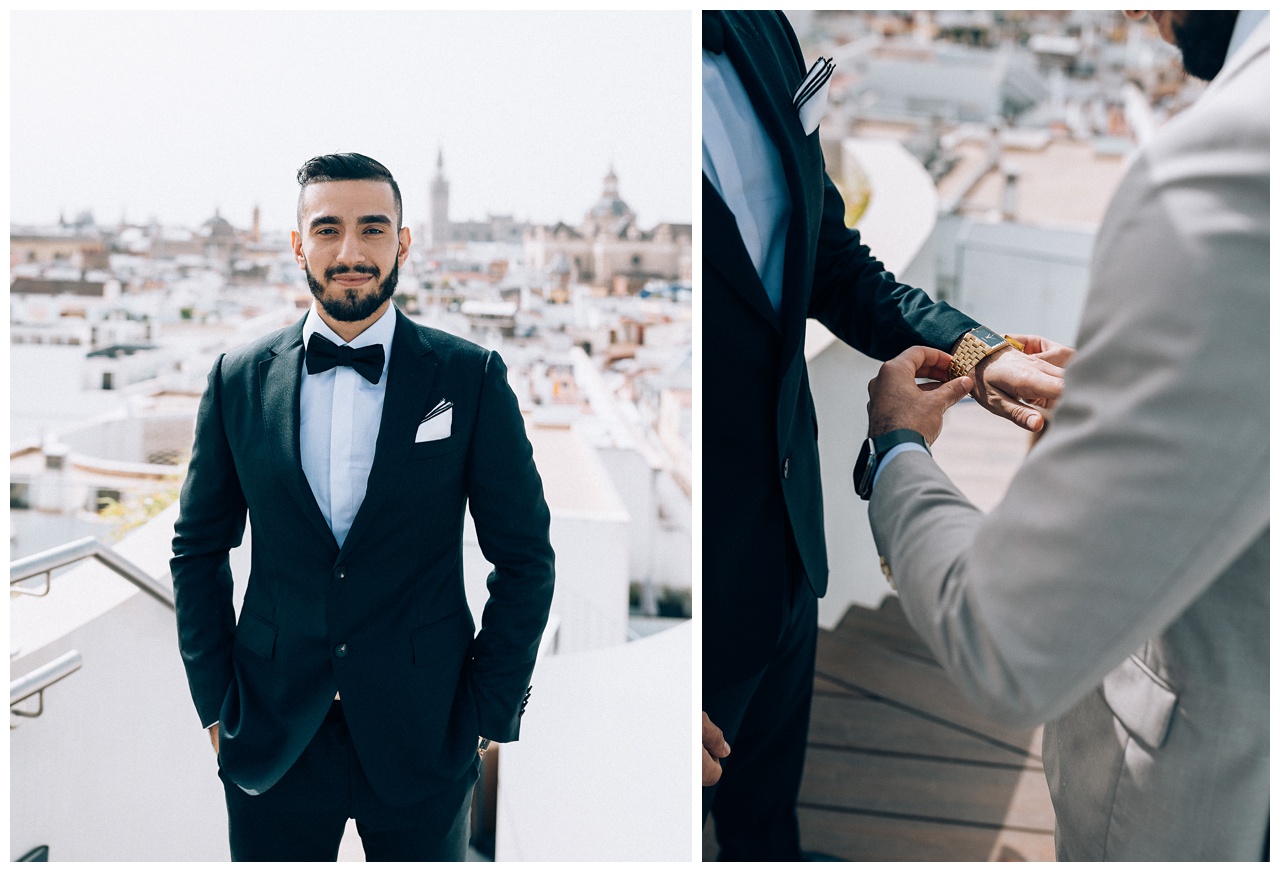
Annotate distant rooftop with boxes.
[849,119,1126,228]
[955,139,1126,227]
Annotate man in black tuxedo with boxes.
[172,153,555,861]
[701,11,1065,860]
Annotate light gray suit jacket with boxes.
[869,19,1269,862]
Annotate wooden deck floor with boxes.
[704,595,1056,861]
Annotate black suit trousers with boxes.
[220,700,478,861]
[702,558,818,861]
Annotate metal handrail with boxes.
[10,537,174,610]
[11,650,83,715]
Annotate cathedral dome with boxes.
[584,167,635,233]
[200,212,236,241]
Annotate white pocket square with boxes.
[794,56,835,136]
[415,400,453,443]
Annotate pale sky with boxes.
[11,11,693,234]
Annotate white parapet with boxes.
[494,619,692,861]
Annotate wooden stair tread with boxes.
[798,806,1055,862]
[809,693,1041,767]
[799,746,1055,832]
[815,629,1041,758]
[831,605,938,662]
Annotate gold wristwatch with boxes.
[948,327,1024,380]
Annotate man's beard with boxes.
[1172,11,1239,81]
[305,257,399,322]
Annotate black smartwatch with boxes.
[853,429,930,501]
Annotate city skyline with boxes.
[11,11,693,232]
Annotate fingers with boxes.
[981,352,1065,404]
[880,345,954,387]
[890,344,952,378]
[702,712,729,787]
[702,711,730,758]
[986,386,1044,432]
[1004,334,1076,369]
[1005,333,1045,355]
[1032,342,1076,368]
[702,749,723,787]
[1037,349,1075,368]
[937,375,974,411]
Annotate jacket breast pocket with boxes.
[235,611,277,660]
[409,437,466,461]
[1100,654,1178,749]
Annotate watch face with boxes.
[853,437,875,497]
[971,326,1004,348]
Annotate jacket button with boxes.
[782,458,790,479]
[335,644,348,658]
[334,566,346,581]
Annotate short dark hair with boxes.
[295,153,403,228]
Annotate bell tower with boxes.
[429,147,450,248]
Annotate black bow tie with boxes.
[305,332,385,384]
[703,11,724,54]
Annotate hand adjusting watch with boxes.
[853,429,930,501]
[856,328,1021,501]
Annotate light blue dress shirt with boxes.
[300,302,396,548]
[1225,10,1265,62]
[702,48,792,313]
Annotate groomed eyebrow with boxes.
[308,214,394,230]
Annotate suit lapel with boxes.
[260,320,337,549]
[719,11,822,366]
[704,174,781,331]
[338,311,439,561]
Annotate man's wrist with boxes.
[948,327,1022,380]
[854,429,931,500]
[872,442,931,490]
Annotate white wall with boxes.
[494,620,692,861]
[653,469,693,591]
[596,445,656,584]
[949,219,1093,346]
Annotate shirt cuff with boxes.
[873,442,931,490]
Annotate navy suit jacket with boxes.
[172,308,555,805]
[702,10,977,690]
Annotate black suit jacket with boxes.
[171,309,555,805]
[703,11,977,690]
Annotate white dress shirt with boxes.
[300,302,396,548]
[702,48,792,313]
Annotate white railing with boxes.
[10,536,174,609]
[10,650,83,720]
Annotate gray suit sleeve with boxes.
[868,99,1269,728]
